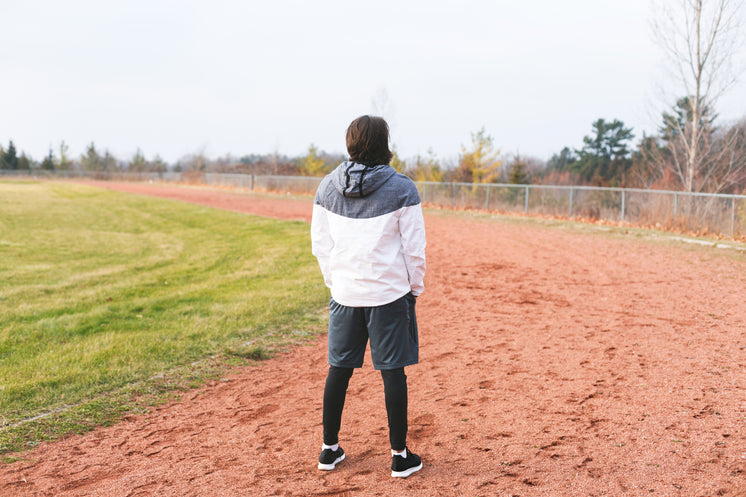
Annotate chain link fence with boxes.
[3,169,744,238]
[419,181,745,237]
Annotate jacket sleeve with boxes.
[311,203,334,288]
[399,203,426,296]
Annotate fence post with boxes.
[621,190,626,222]
[250,174,254,191]
[423,183,427,203]
[673,193,678,218]
[486,184,491,210]
[569,188,574,217]
[732,197,736,237]
[524,186,529,213]
[452,183,456,208]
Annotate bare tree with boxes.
[710,118,746,192]
[651,0,745,192]
[371,87,392,120]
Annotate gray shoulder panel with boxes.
[316,173,420,219]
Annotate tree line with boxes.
[3,102,745,195]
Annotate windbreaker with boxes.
[311,161,426,307]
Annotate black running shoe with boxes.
[391,448,423,478]
[318,447,345,470]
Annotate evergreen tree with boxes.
[546,147,576,172]
[572,119,634,186]
[17,153,32,170]
[80,143,103,172]
[2,140,18,170]
[102,150,118,172]
[150,155,168,173]
[41,148,56,170]
[508,157,529,184]
[129,149,148,173]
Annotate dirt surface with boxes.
[3,181,746,497]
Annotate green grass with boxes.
[0,181,329,455]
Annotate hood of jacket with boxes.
[331,161,397,198]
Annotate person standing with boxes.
[311,115,426,478]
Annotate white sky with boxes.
[1,0,745,164]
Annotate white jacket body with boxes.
[311,161,426,307]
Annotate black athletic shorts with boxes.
[327,292,419,370]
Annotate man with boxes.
[311,115,426,478]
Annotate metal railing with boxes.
[3,169,744,238]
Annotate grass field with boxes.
[0,181,328,455]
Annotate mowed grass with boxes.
[0,181,328,455]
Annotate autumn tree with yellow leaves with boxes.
[454,128,502,183]
[300,143,333,176]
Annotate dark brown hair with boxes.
[345,115,393,166]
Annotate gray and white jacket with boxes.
[311,161,426,307]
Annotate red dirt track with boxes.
[3,181,746,496]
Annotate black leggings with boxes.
[322,366,408,451]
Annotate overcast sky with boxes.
[1,0,745,165]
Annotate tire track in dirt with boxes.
[2,181,745,496]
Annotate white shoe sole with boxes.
[391,462,423,478]
[318,453,345,470]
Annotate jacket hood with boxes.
[331,161,397,198]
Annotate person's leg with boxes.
[322,365,354,445]
[324,299,367,445]
[380,367,407,451]
[367,295,423,477]
[382,366,422,477]
[319,300,368,470]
